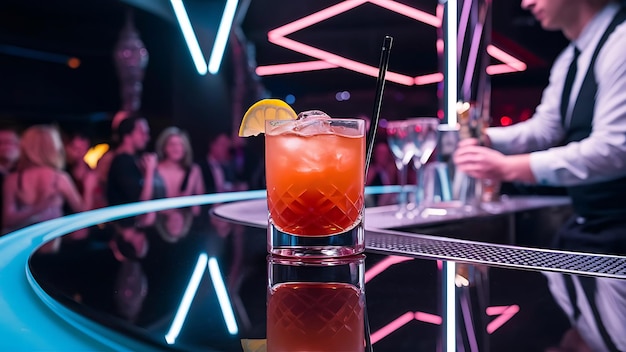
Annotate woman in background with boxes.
[154,127,204,204]
[2,125,86,234]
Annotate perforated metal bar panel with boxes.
[366,230,626,278]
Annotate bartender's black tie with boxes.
[560,46,581,124]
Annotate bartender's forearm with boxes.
[454,145,537,184]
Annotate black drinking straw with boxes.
[365,35,393,178]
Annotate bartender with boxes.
[454,0,626,255]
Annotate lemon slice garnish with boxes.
[238,99,298,137]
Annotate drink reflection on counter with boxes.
[544,272,626,352]
[267,255,370,352]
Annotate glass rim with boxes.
[265,117,365,123]
[265,118,365,136]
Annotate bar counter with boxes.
[1,189,625,351]
[214,194,573,247]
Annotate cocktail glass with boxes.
[407,118,440,216]
[386,120,415,218]
[265,117,366,257]
[267,255,367,352]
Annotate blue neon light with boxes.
[165,253,209,344]
[0,186,398,349]
[208,0,239,74]
[208,258,239,334]
[170,0,208,75]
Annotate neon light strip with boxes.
[370,311,414,344]
[436,39,445,54]
[487,45,525,67]
[370,311,441,345]
[486,305,508,315]
[369,0,441,27]
[462,20,484,99]
[457,0,473,61]
[486,305,519,334]
[170,0,208,75]
[486,45,527,74]
[165,253,208,344]
[364,255,413,283]
[256,60,338,76]
[208,0,239,74]
[414,311,442,325]
[208,257,239,334]
[415,72,444,86]
[266,0,434,86]
[445,0,458,126]
[269,36,415,85]
[460,292,480,352]
[260,0,527,86]
[268,0,440,37]
[444,261,456,352]
[486,64,523,75]
[257,59,525,82]
[269,0,368,38]
[370,304,519,345]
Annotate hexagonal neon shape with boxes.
[256,0,526,86]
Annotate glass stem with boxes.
[396,164,408,217]
[414,162,423,207]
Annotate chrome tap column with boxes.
[422,0,494,215]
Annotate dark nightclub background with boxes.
[0,0,569,155]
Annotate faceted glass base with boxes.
[268,220,365,258]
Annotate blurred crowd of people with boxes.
[0,112,256,235]
[0,111,407,236]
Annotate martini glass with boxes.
[386,120,415,218]
[407,118,440,216]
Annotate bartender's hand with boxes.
[453,144,536,184]
[457,137,481,148]
[457,135,492,148]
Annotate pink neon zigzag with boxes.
[257,0,526,85]
[364,257,520,344]
[369,306,519,344]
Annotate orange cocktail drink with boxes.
[265,117,365,257]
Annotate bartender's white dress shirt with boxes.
[487,2,626,187]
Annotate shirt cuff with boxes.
[485,127,511,153]
[529,150,560,186]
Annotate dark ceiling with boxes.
[0,0,569,123]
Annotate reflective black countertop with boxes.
[24,195,626,352]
